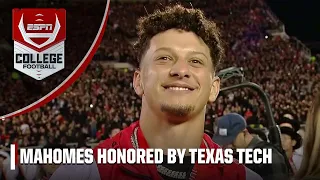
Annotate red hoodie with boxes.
[50,121,261,180]
[93,121,248,180]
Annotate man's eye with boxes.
[158,56,171,61]
[191,59,202,64]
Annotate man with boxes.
[51,5,262,180]
[279,127,302,175]
[277,112,303,172]
[213,113,289,180]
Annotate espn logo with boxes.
[12,8,66,80]
[27,24,53,31]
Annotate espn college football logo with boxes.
[12,8,66,80]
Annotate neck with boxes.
[286,149,293,159]
[139,101,205,155]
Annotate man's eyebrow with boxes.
[188,50,209,60]
[153,47,175,53]
[154,47,209,59]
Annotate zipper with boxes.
[120,166,153,180]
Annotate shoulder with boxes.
[222,160,262,180]
[244,166,263,180]
[254,141,284,159]
[269,146,286,164]
[252,139,273,149]
[255,141,287,170]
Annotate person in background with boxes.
[1,150,40,180]
[213,113,289,180]
[279,126,302,175]
[77,134,91,148]
[296,92,320,180]
[277,113,303,173]
[108,123,121,138]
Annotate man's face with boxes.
[224,131,246,149]
[134,29,220,120]
[233,132,247,148]
[281,134,295,152]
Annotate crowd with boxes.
[0,0,319,150]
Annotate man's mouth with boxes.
[165,87,192,91]
[162,83,196,91]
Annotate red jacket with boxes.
[92,121,251,180]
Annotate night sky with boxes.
[266,0,320,53]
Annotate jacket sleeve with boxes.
[224,158,262,180]
[259,148,289,180]
[49,159,101,180]
[245,166,263,180]
[270,148,290,180]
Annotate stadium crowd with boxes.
[0,0,319,150]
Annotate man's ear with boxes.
[291,139,297,147]
[243,129,251,138]
[133,70,144,97]
[209,76,220,102]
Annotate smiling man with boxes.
[50,5,262,180]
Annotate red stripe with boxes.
[1,1,110,118]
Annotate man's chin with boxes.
[160,103,195,117]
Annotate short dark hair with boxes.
[108,122,121,135]
[134,4,224,71]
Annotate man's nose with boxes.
[169,59,191,78]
